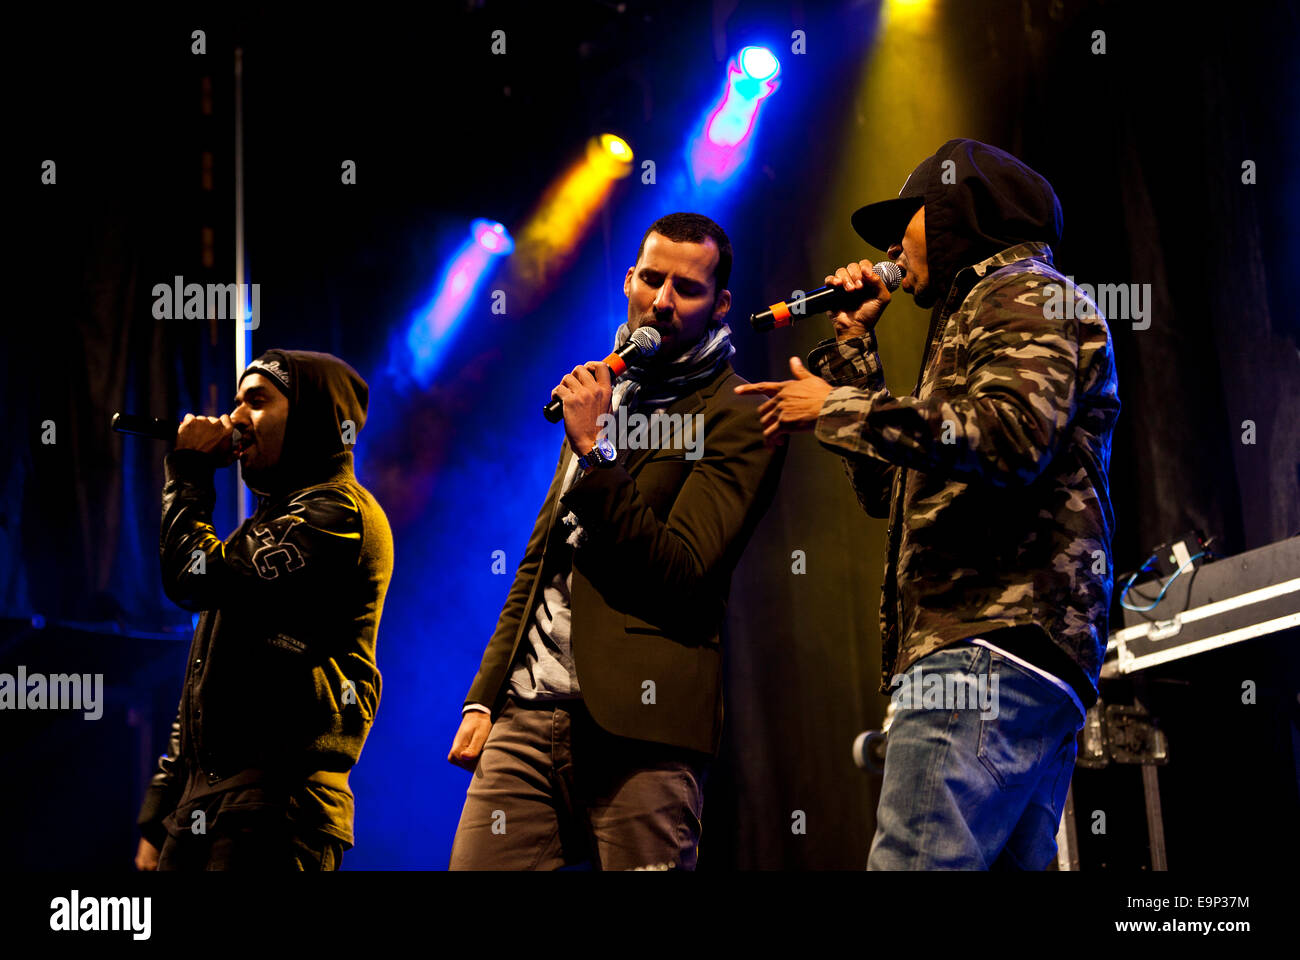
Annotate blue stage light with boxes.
[740,45,779,81]
[472,219,514,255]
[689,46,781,184]
[403,219,513,386]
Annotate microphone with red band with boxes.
[750,261,903,332]
[542,325,661,423]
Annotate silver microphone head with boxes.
[630,325,661,356]
[874,261,903,291]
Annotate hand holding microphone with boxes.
[544,326,661,460]
[543,326,660,422]
[112,411,245,467]
[551,362,614,457]
[735,259,902,446]
[824,259,899,341]
[750,260,902,334]
[176,413,241,466]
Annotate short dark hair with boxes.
[635,212,733,295]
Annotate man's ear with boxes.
[713,288,732,323]
[623,266,635,298]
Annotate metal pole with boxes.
[1055,780,1080,871]
[1141,765,1168,870]
[233,46,248,523]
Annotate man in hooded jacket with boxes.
[739,139,1120,869]
[133,350,393,871]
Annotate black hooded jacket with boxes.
[915,139,1062,297]
[136,351,394,851]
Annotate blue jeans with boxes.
[867,642,1084,870]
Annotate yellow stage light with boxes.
[884,0,937,30]
[507,135,636,299]
[586,133,635,179]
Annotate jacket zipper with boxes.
[887,288,956,669]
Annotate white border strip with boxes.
[1111,577,1300,644]
[1116,613,1300,673]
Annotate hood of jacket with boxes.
[853,138,1064,306]
[238,349,369,496]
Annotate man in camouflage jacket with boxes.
[738,139,1120,869]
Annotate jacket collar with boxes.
[616,360,731,476]
[247,450,355,504]
[940,241,1055,315]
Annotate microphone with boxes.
[111,413,174,440]
[750,261,903,332]
[111,413,246,452]
[543,326,661,423]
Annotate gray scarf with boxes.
[560,320,735,547]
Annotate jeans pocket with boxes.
[975,654,1050,791]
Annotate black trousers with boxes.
[158,815,344,871]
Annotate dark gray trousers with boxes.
[449,696,709,870]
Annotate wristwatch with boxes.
[577,436,618,471]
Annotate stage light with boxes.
[740,45,779,81]
[800,0,953,420]
[602,133,631,159]
[506,134,635,301]
[399,135,634,389]
[473,218,514,255]
[585,133,636,179]
[689,47,781,185]
[884,0,937,28]
[404,219,512,385]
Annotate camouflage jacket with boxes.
[807,241,1120,700]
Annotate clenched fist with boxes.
[551,362,613,457]
[176,413,237,466]
[824,259,893,340]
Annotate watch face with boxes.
[596,437,617,460]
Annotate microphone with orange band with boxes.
[542,326,661,423]
[750,262,902,332]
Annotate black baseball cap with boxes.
[849,153,936,251]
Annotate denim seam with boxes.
[977,652,1075,791]
[913,676,968,867]
[975,652,1009,790]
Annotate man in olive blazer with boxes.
[447,213,785,870]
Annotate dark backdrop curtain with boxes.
[12,21,235,631]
